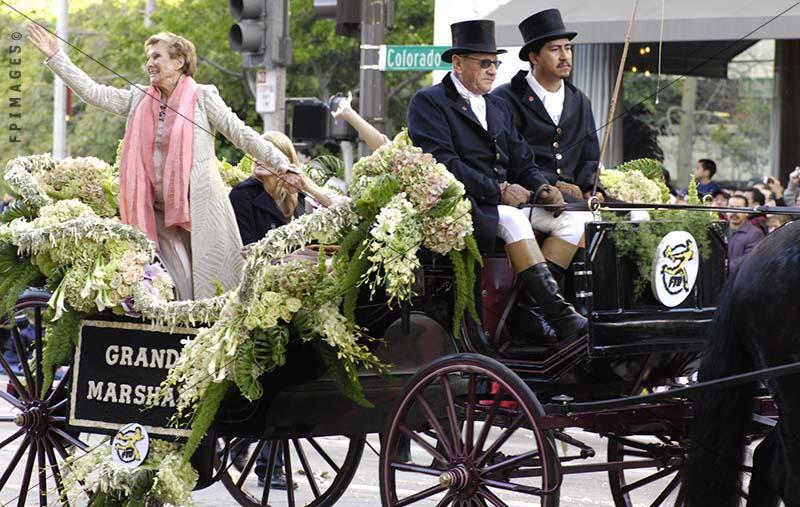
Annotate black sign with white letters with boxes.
[68,318,197,438]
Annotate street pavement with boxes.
[0,374,756,506]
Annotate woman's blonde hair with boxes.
[144,32,197,77]
[263,131,300,165]
[259,131,300,219]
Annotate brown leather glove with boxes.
[556,180,583,200]
[501,183,532,207]
[534,184,566,217]
[583,190,605,203]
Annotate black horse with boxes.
[679,220,800,506]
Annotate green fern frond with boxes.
[355,174,399,222]
[182,380,230,463]
[306,155,345,181]
[342,242,370,328]
[314,342,372,408]
[41,310,82,392]
[0,263,43,320]
[1,200,37,222]
[612,158,665,182]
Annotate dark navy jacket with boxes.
[493,70,600,193]
[408,73,548,251]
[229,177,305,245]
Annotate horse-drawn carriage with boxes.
[3,208,785,507]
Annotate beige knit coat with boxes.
[46,51,290,298]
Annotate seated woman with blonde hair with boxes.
[229,131,334,247]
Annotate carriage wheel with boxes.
[217,434,365,506]
[0,293,89,506]
[380,353,561,507]
[606,434,687,507]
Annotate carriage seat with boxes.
[477,232,585,358]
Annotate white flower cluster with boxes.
[363,193,422,304]
[63,439,197,505]
[4,164,53,209]
[600,169,666,204]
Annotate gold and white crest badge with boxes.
[652,231,700,307]
[111,423,150,468]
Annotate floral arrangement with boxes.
[3,131,481,502]
[217,157,251,188]
[599,158,670,204]
[33,156,119,217]
[62,439,197,506]
[347,131,481,329]
[599,162,717,297]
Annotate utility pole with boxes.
[53,0,68,159]
[259,0,288,133]
[144,0,156,28]
[676,77,697,188]
[229,0,290,134]
[358,0,387,156]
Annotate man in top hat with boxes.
[407,19,588,344]
[493,9,602,203]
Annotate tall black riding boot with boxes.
[518,263,588,342]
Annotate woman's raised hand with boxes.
[331,91,354,120]
[27,24,60,59]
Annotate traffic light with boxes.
[312,0,362,38]
[228,0,269,68]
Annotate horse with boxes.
[678,219,800,506]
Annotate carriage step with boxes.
[478,381,520,410]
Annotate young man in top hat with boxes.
[493,9,602,203]
[407,19,588,344]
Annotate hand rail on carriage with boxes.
[544,360,800,416]
[524,199,800,217]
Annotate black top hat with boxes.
[442,20,507,63]
[517,9,577,61]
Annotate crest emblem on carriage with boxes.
[111,423,150,468]
[652,231,700,307]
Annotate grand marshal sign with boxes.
[68,318,197,438]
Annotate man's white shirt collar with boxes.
[526,71,564,125]
[451,73,488,131]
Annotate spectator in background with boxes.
[748,188,768,232]
[765,175,785,204]
[713,189,729,220]
[694,159,722,197]
[783,166,800,207]
[727,194,765,274]
[767,213,791,233]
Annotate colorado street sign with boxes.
[378,45,451,71]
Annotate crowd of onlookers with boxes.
[670,158,799,273]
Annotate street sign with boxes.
[378,45,451,71]
[255,69,277,113]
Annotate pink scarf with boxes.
[119,75,198,248]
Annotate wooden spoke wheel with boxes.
[0,292,89,506]
[606,434,688,507]
[379,353,561,507]
[217,434,365,507]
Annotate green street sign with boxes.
[379,45,452,71]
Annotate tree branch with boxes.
[198,56,243,77]
[387,71,428,103]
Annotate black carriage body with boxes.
[585,220,728,356]
[412,220,730,402]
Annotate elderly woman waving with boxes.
[28,24,299,300]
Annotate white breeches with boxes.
[495,205,594,245]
